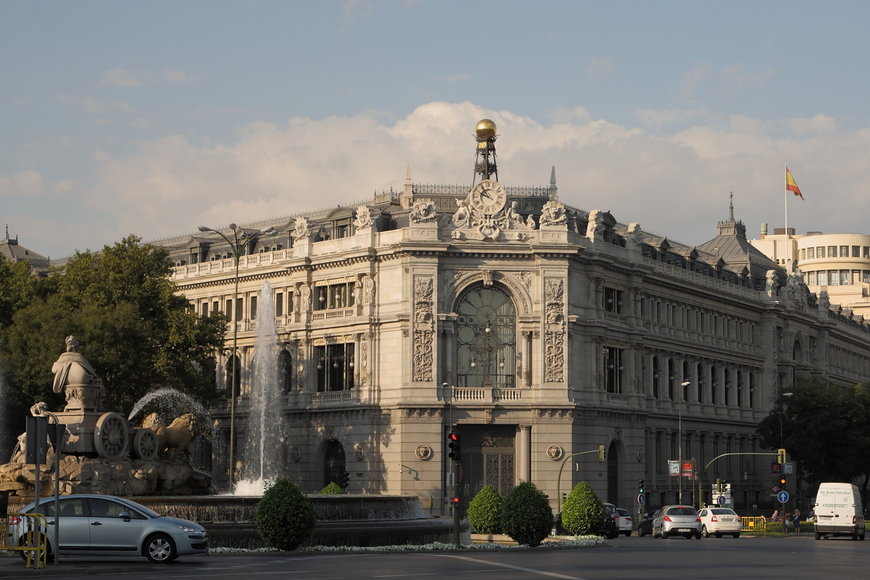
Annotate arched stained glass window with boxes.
[456,286,516,388]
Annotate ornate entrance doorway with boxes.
[323,439,346,488]
[459,425,516,499]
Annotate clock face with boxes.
[470,180,506,214]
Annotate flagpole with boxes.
[784,164,790,273]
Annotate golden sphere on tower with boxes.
[475,119,497,140]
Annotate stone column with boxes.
[518,425,532,483]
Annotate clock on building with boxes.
[469,179,506,215]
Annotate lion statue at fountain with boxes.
[141,412,202,462]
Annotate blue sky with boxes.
[3,0,869,258]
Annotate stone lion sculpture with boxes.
[141,413,201,462]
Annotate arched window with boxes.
[456,286,516,388]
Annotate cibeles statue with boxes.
[51,335,105,412]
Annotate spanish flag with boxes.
[786,166,803,200]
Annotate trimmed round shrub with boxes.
[560,481,604,536]
[467,485,503,534]
[501,481,553,547]
[319,481,345,494]
[255,477,316,551]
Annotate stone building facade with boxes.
[159,125,870,514]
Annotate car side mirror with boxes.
[119,511,131,522]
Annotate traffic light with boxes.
[598,444,606,461]
[777,448,787,464]
[779,475,787,490]
[342,471,350,488]
[451,496,460,508]
[448,432,461,461]
[638,479,644,494]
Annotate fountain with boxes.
[234,281,286,496]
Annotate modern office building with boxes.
[751,226,870,320]
[158,120,870,513]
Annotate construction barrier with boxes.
[742,516,768,537]
[5,513,50,568]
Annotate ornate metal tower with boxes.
[472,119,499,185]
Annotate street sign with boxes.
[636,494,646,505]
[717,495,727,506]
[777,491,790,503]
[770,486,781,493]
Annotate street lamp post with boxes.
[680,381,690,504]
[198,223,275,489]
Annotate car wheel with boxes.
[732,533,740,538]
[715,532,722,538]
[144,533,177,563]
[815,532,821,540]
[695,531,702,539]
[702,525,709,538]
[18,534,52,563]
[661,531,669,539]
[638,527,645,537]
[860,531,866,540]
[625,530,632,537]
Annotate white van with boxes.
[813,482,866,540]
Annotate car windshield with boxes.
[667,507,697,516]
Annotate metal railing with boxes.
[6,512,50,568]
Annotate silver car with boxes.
[652,505,703,539]
[8,494,208,563]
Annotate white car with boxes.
[616,508,633,536]
[698,507,742,538]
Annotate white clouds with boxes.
[102,68,144,87]
[10,102,870,257]
[587,55,614,78]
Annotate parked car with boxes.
[652,505,702,539]
[616,508,633,536]
[637,510,657,537]
[8,494,208,563]
[601,502,620,539]
[698,507,742,538]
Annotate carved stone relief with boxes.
[413,277,434,382]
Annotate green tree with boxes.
[757,378,870,490]
[560,481,604,536]
[0,256,37,330]
[467,484,503,534]
[501,481,553,547]
[255,477,316,550]
[0,236,227,424]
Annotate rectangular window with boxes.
[604,287,623,313]
[314,282,356,310]
[226,299,233,319]
[828,246,837,258]
[864,271,870,283]
[807,271,817,285]
[250,296,257,320]
[236,298,243,320]
[853,246,861,258]
[817,246,825,258]
[828,271,839,285]
[841,246,849,258]
[864,247,870,259]
[213,301,219,313]
[840,270,850,285]
[316,343,355,392]
[807,247,814,259]
[604,347,623,393]
[201,302,208,317]
[853,270,861,284]
[800,249,806,261]
[276,293,284,317]
[818,271,828,286]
